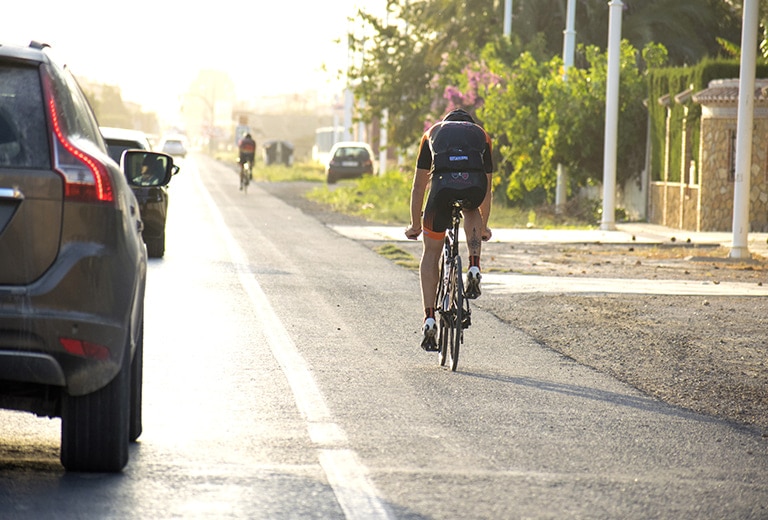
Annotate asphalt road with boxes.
[0,154,765,519]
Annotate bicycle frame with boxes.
[436,200,471,371]
[240,161,251,192]
[439,202,462,310]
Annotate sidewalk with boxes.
[329,222,768,296]
[617,222,768,259]
[329,221,768,258]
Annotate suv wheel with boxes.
[146,232,165,258]
[129,316,144,442]
[60,338,131,472]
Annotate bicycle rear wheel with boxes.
[448,256,463,371]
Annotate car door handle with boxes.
[0,187,24,200]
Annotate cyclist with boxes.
[238,133,256,187]
[405,108,493,350]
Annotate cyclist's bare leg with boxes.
[462,208,483,259]
[463,207,483,298]
[419,234,442,349]
[420,235,442,313]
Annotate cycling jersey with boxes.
[239,136,256,165]
[239,137,256,154]
[417,120,493,238]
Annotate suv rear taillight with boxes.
[49,99,114,203]
[42,75,114,204]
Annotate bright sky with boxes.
[3,0,385,120]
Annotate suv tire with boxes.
[60,337,131,472]
[129,317,144,442]
[146,232,165,258]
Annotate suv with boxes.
[102,127,178,258]
[0,42,175,472]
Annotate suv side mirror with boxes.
[123,151,176,187]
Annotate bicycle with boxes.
[435,200,472,371]
[240,161,251,193]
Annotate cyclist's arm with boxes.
[406,167,430,239]
[480,132,494,240]
[480,172,492,240]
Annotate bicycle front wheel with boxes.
[436,254,449,366]
[448,256,463,371]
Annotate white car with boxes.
[159,135,188,158]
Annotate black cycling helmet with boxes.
[443,108,475,123]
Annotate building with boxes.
[649,79,768,232]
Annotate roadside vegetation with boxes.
[231,154,598,229]
[306,171,599,229]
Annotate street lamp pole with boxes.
[729,0,759,259]
[556,0,577,213]
[600,0,623,231]
[504,0,512,37]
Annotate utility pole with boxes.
[504,0,512,37]
[379,109,388,175]
[562,0,576,76]
[556,0,577,213]
[600,0,623,231]
[729,0,759,259]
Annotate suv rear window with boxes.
[0,65,49,169]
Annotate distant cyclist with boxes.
[405,108,494,350]
[238,133,256,180]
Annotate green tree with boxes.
[352,0,742,154]
[719,0,768,62]
[479,51,550,203]
[482,40,667,205]
[93,85,133,128]
[81,81,160,135]
[350,0,505,149]
[572,0,740,66]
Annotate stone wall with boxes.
[649,183,700,229]
[651,79,768,232]
[699,117,768,231]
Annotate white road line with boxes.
[192,163,392,520]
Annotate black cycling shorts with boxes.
[240,152,255,165]
[423,171,488,239]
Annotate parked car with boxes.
[0,41,175,472]
[325,141,375,184]
[101,126,178,258]
[159,135,188,158]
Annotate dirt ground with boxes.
[259,181,768,436]
[475,240,768,434]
